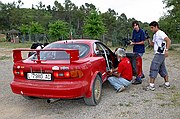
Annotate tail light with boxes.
[64,71,70,78]
[13,69,24,77]
[53,70,83,79]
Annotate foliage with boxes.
[159,0,180,43]
[29,22,45,34]
[48,20,70,40]
[19,24,29,34]
[0,0,179,44]
[0,37,6,42]
[101,9,117,41]
[83,10,106,39]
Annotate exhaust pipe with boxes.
[47,98,60,103]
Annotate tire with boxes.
[84,75,102,106]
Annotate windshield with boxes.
[29,43,90,60]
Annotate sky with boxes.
[1,0,168,23]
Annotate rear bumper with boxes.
[10,80,87,99]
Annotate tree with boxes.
[116,13,129,39]
[32,2,53,29]
[30,22,44,34]
[159,0,180,43]
[83,10,106,39]
[0,0,154,44]
[19,24,29,34]
[19,24,29,42]
[101,9,117,41]
[0,2,16,30]
[48,20,70,40]
[16,0,24,8]
[29,22,45,42]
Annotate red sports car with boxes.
[10,39,119,105]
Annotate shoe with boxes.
[159,84,170,89]
[132,80,142,85]
[116,86,125,93]
[141,74,145,79]
[144,85,155,91]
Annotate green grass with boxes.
[0,42,32,49]
[159,103,172,107]
[142,99,151,103]
[158,95,180,107]
[118,102,133,107]
[154,93,166,100]
[170,85,176,90]
[0,56,11,60]
[157,92,180,107]
[171,92,180,106]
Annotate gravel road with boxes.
[0,48,180,119]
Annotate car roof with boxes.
[52,39,100,45]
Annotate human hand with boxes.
[130,41,134,45]
[164,50,169,57]
[107,69,113,75]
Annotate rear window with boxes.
[30,43,90,60]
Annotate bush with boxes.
[0,38,7,42]
[0,34,6,42]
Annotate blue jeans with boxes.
[108,76,131,90]
[138,53,144,75]
[138,53,144,57]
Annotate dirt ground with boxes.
[0,46,180,119]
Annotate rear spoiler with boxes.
[13,48,79,63]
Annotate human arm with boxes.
[147,38,154,46]
[108,63,122,78]
[111,72,121,78]
[112,67,118,72]
[130,30,145,45]
[164,37,171,57]
[130,41,144,45]
[107,67,118,75]
[164,37,171,50]
[107,68,120,78]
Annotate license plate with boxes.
[27,73,51,80]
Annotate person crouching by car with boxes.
[107,48,133,93]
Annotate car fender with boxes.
[85,71,102,98]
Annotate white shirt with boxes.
[153,30,167,54]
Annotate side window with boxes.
[94,43,103,55]
[94,43,111,56]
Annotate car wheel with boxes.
[22,95,38,100]
[84,75,102,106]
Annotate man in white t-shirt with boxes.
[145,21,171,91]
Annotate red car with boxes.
[10,39,142,105]
[10,39,119,106]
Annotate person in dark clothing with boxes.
[130,21,146,85]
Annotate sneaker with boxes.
[116,86,125,93]
[159,84,170,89]
[141,74,145,79]
[132,80,142,85]
[144,85,155,91]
